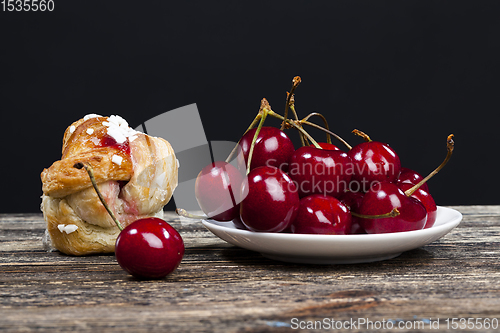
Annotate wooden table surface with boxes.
[1,206,499,332]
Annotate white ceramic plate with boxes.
[201,206,462,264]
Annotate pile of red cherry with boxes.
[191,77,454,236]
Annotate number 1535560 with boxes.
[2,0,54,11]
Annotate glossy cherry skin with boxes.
[291,194,352,235]
[115,218,184,279]
[396,167,429,193]
[310,142,340,151]
[340,191,366,234]
[195,161,243,221]
[399,183,437,229]
[237,126,295,173]
[240,166,299,232]
[359,182,427,234]
[348,141,401,190]
[288,146,353,198]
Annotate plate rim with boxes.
[201,206,462,241]
[200,206,463,264]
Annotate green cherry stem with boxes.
[301,113,332,144]
[301,120,353,150]
[280,76,301,131]
[289,94,307,147]
[351,208,400,219]
[73,162,123,231]
[288,95,301,125]
[267,109,322,149]
[246,104,268,175]
[405,134,455,197]
[225,113,262,163]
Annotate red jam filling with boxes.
[99,135,131,155]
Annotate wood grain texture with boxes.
[0,206,499,332]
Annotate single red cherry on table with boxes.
[348,130,401,191]
[195,161,243,221]
[240,166,300,232]
[288,146,353,198]
[237,126,295,173]
[359,182,427,234]
[115,217,185,279]
[291,194,352,235]
[74,162,184,280]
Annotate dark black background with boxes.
[1,1,498,213]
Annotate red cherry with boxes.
[291,194,352,235]
[393,134,454,229]
[288,146,353,198]
[359,182,427,234]
[240,166,299,232]
[348,136,401,190]
[237,126,295,172]
[310,142,340,151]
[397,167,429,192]
[195,161,243,221]
[115,217,184,279]
[340,191,366,234]
[399,183,437,229]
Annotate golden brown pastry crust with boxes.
[40,115,177,255]
[41,117,133,198]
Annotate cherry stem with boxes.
[289,95,307,147]
[73,162,123,231]
[176,208,207,220]
[267,109,322,149]
[288,93,302,123]
[405,134,455,197]
[280,76,301,131]
[351,208,400,219]
[352,129,372,142]
[246,99,269,175]
[301,119,353,150]
[225,113,261,163]
[302,112,332,144]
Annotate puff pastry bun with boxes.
[41,114,178,255]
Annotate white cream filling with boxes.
[57,224,79,234]
[112,155,123,166]
[102,115,140,144]
[83,114,102,121]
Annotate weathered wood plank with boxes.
[0,207,499,332]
